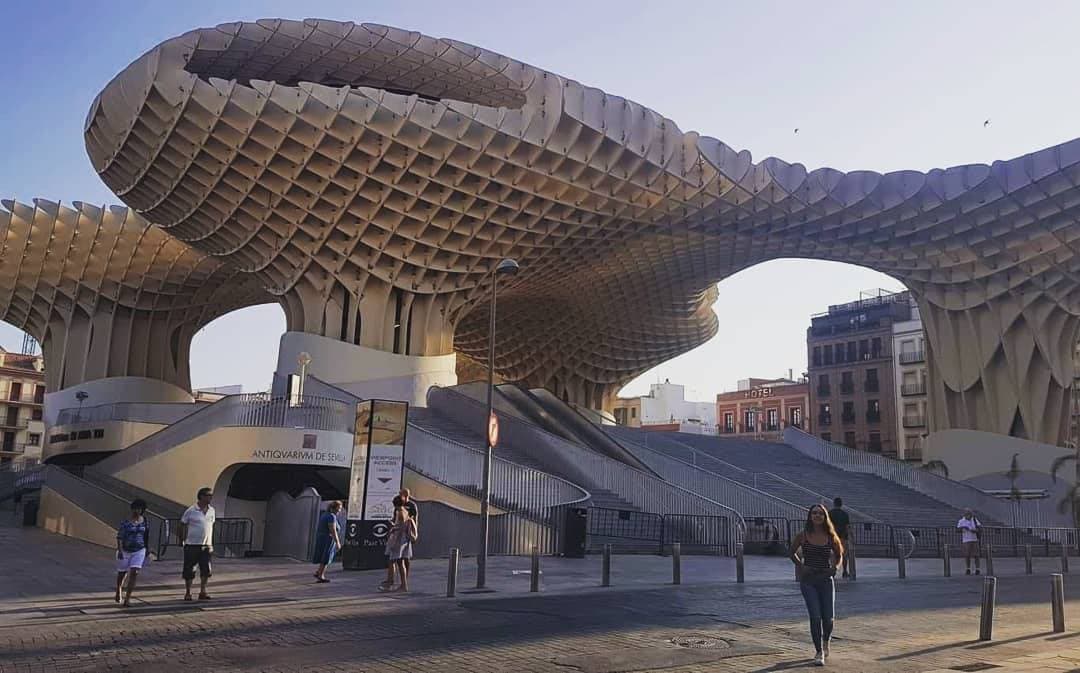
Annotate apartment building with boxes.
[807,291,910,456]
[892,302,930,460]
[0,348,46,466]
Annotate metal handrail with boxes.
[158,517,255,559]
[616,434,807,520]
[783,427,1053,527]
[93,394,353,475]
[55,401,210,426]
[39,466,167,557]
[430,386,746,551]
[405,423,590,516]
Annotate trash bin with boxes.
[22,498,38,527]
[562,507,587,558]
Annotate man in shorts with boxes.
[380,488,418,590]
[957,509,982,575]
[179,487,216,600]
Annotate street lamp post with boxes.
[477,258,519,589]
[74,391,89,423]
[296,352,312,403]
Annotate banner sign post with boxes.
[342,399,409,570]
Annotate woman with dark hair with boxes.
[789,504,844,666]
[312,501,343,583]
[115,499,149,607]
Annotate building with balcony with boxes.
[807,291,912,456]
[893,299,931,461]
[0,348,45,466]
[716,376,809,438]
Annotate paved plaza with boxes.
[1,520,1079,672]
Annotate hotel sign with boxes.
[743,387,774,399]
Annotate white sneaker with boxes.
[823,642,830,660]
[813,651,825,666]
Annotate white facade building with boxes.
[892,299,929,461]
[637,380,717,433]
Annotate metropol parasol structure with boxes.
[3,18,1078,445]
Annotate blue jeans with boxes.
[800,576,835,651]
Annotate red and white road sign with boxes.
[488,412,500,447]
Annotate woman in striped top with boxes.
[790,504,844,666]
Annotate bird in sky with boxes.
[794,128,799,134]
[984,119,991,127]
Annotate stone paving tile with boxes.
[1,521,1079,672]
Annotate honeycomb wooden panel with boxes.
[78,18,1080,444]
[0,200,269,391]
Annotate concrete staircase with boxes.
[408,407,637,512]
[666,433,999,527]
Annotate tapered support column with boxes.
[918,293,1080,446]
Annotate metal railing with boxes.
[0,464,45,502]
[429,386,746,553]
[2,394,42,405]
[409,499,562,557]
[94,394,354,475]
[587,508,734,556]
[617,435,808,521]
[899,350,926,364]
[39,466,167,557]
[55,401,209,426]
[901,382,927,396]
[159,517,254,559]
[406,423,589,517]
[784,427,1057,527]
[902,415,927,428]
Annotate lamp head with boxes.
[495,258,519,275]
[297,352,312,368]
[75,391,89,402]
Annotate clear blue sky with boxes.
[2,1,1078,398]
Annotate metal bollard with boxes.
[1062,544,1071,574]
[1025,545,1033,575]
[446,547,459,598]
[985,542,994,577]
[849,543,857,581]
[602,544,611,587]
[736,543,745,584]
[1052,573,1066,633]
[979,576,997,641]
[898,551,906,579]
[530,546,540,593]
[672,542,682,585]
[943,544,951,577]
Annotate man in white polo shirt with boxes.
[178,487,216,601]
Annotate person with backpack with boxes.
[828,497,852,578]
[114,499,150,608]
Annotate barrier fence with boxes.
[758,520,1080,559]
[586,507,734,555]
[159,517,255,559]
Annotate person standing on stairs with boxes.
[828,498,852,579]
[790,504,844,666]
[957,509,982,575]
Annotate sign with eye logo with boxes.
[342,399,409,570]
